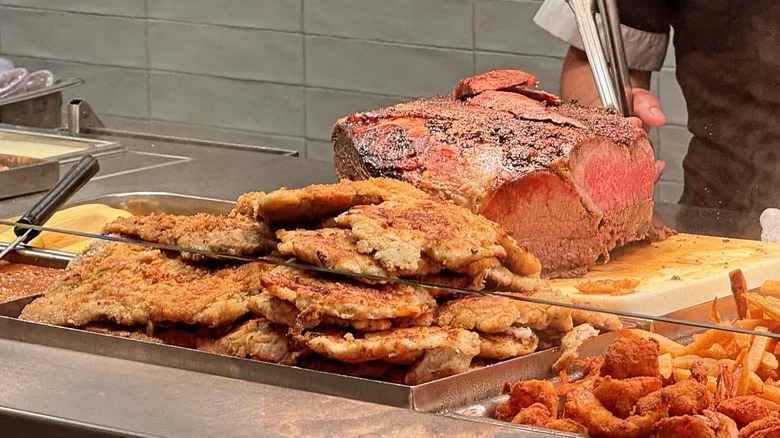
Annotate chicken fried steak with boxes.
[479,327,539,360]
[20,241,270,328]
[332,197,541,290]
[16,176,624,386]
[277,228,440,279]
[303,326,480,385]
[296,356,396,379]
[336,198,512,274]
[248,290,432,332]
[196,318,290,363]
[434,293,571,360]
[231,178,427,225]
[261,266,436,330]
[239,178,543,289]
[248,291,298,327]
[81,323,164,343]
[552,323,599,372]
[103,212,277,259]
[435,291,576,333]
[435,294,527,334]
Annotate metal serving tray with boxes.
[0,124,122,162]
[0,78,84,129]
[441,296,741,433]
[0,306,633,412]
[0,244,72,270]
[0,191,655,414]
[0,153,59,199]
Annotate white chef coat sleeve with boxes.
[532,0,670,71]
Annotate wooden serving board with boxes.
[549,233,780,316]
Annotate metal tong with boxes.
[566,0,633,116]
[0,155,100,262]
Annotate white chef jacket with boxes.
[532,0,670,71]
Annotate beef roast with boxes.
[333,69,662,278]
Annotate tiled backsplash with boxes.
[0,0,688,203]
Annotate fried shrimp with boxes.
[495,380,559,422]
[654,410,738,438]
[664,379,712,416]
[601,336,660,379]
[653,415,716,438]
[700,410,739,438]
[716,396,773,429]
[591,375,664,418]
[739,415,780,438]
[715,363,737,404]
[509,402,589,435]
[545,418,588,434]
[511,402,552,427]
[565,386,668,438]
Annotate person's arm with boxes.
[560,46,665,129]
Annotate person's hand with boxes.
[624,88,666,184]
[627,88,665,132]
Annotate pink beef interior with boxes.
[569,137,656,215]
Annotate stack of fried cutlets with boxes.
[20,178,620,384]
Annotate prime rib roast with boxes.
[333,69,665,279]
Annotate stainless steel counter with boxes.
[0,129,764,437]
[0,338,535,438]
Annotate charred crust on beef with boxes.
[352,123,422,178]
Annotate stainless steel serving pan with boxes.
[0,304,632,412]
[0,192,638,411]
[0,124,122,163]
[0,153,59,199]
[0,78,83,108]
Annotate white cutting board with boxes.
[549,233,780,316]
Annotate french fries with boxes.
[674,355,717,370]
[642,271,780,414]
[672,368,691,383]
[762,279,780,295]
[762,384,780,405]
[702,343,731,360]
[621,271,780,412]
[738,327,769,396]
[733,318,780,331]
[759,398,780,411]
[681,330,729,356]
[761,351,779,373]
[658,353,673,380]
[747,294,780,321]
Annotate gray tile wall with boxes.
[0,0,688,202]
